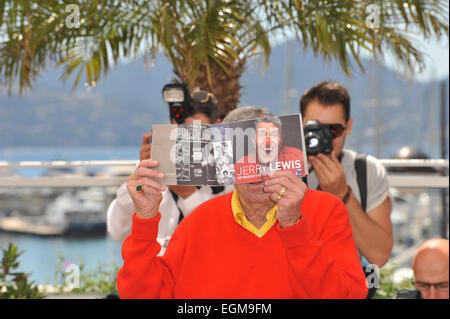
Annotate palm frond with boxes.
[0,0,448,98]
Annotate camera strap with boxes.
[354,154,368,212]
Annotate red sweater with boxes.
[117,189,368,299]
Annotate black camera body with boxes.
[396,289,422,299]
[162,83,193,124]
[304,120,333,156]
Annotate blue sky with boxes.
[383,36,449,83]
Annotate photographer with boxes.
[107,86,233,245]
[300,82,393,297]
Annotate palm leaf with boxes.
[0,0,448,104]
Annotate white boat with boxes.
[43,188,107,237]
[0,188,107,237]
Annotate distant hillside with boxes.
[0,41,448,159]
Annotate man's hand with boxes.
[140,132,153,161]
[264,170,307,228]
[127,159,167,219]
[309,151,348,199]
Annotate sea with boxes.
[0,146,140,286]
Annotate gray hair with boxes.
[223,106,275,123]
[224,106,282,132]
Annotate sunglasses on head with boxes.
[190,90,217,104]
[325,123,346,139]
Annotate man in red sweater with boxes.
[117,106,368,299]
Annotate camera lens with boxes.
[305,132,322,156]
[308,136,319,149]
[304,120,334,156]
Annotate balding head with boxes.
[412,238,449,299]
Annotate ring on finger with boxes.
[136,184,144,194]
[275,186,287,203]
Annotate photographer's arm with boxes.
[106,183,135,242]
[345,194,393,267]
[310,152,393,267]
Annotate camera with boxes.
[162,83,192,124]
[162,83,219,124]
[304,120,333,156]
[162,83,218,124]
[396,289,422,299]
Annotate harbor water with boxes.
[0,146,139,285]
[0,232,123,285]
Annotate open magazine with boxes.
[151,114,308,185]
